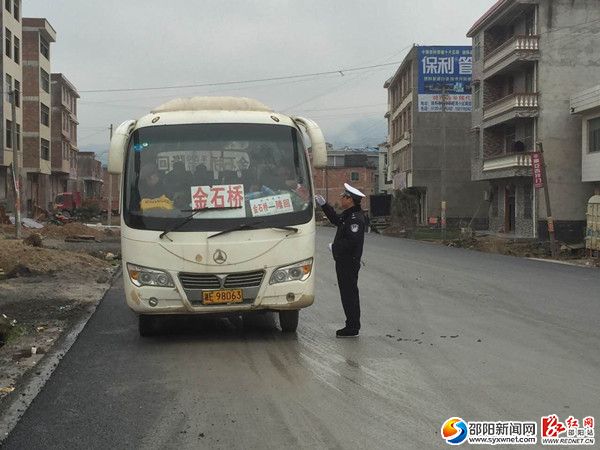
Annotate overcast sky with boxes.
[24,0,495,160]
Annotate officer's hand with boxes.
[314,195,326,206]
[328,243,333,252]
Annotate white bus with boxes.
[108,97,327,336]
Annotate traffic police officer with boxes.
[315,183,366,338]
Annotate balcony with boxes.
[483,152,532,172]
[390,130,411,154]
[484,35,539,78]
[483,93,538,125]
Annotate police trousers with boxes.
[335,259,361,330]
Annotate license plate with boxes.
[202,289,244,305]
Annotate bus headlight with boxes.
[127,263,175,288]
[269,258,313,284]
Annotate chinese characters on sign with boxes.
[541,414,595,446]
[190,184,246,218]
[417,46,472,113]
[250,194,294,217]
[531,152,544,188]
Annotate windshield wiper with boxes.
[207,220,265,239]
[159,206,241,240]
[271,226,298,233]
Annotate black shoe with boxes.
[336,327,359,338]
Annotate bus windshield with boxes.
[123,123,313,232]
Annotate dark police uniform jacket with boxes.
[321,204,365,263]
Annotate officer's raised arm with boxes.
[315,194,342,226]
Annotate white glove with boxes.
[328,243,333,252]
[314,195,326,206]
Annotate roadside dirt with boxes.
[381,226,600,267]
[0,226,120,402]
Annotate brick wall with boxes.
[313,166,376,210]
[483,126,504,157]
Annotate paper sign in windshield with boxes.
[190,184,246,218]
[250,194,293,217]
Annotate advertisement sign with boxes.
[417,46,472,113]
[531,152,544,188]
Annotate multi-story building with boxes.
[0,0,22,207]
[312,147,378,211]
[378,141,393,194]
[468,0,599,242]
[22,17,56,214]
[76,151,102,199]
[50,73,80,201]
[571,85,600,195]
[384,45,485,227]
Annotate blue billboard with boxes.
[417,46,472,113]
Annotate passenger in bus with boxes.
[165,161,194,208]
[138,163,166,199]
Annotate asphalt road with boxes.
[3,229,599,449]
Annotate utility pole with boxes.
[9,90,21,239]
[440,84,447,240]
[107,124,113,226]
[535,142,558,258]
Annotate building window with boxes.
[13,0,18,20]
[504,125,516,153]
[40,69,50,93]
[40,37,49,59]
[41,138,50,161]
[14,80,19,107]
[525,11,535,35]
[473,35,481,61]
[351,172,359,181]
[13,36,19,63]
[473,83,480,109]
[40,103,50,126]
[5,73,11,96]
[5,119,12,148]
[4,0,9,12]
[5,28,11,58]
[589,117,600,153]
[506,76,515,95]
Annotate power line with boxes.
[78,61,406,94]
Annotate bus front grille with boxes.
[178,273,221,290]
[178,271,265,290]
[224,271,265,288]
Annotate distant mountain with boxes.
[328,117,387,148]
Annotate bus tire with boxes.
[139,314,161,337]
[278,310,299,332]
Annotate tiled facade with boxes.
[22,17,56,213]
[384,46,486,227]
[0,0,22,207]
[50,73,80,204]
[469,0,600,242]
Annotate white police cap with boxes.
[343,183,366,198]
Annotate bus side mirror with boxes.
[108,120,136,175]
[293,117,327,169]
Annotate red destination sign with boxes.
[531,152,544,189]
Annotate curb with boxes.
[0,270,121,444]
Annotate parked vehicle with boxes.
[54,192,82,214]
[369,193,392,231]
[108,96,327,336]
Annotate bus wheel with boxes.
[279,310,299,332]
[139,315,161,337]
